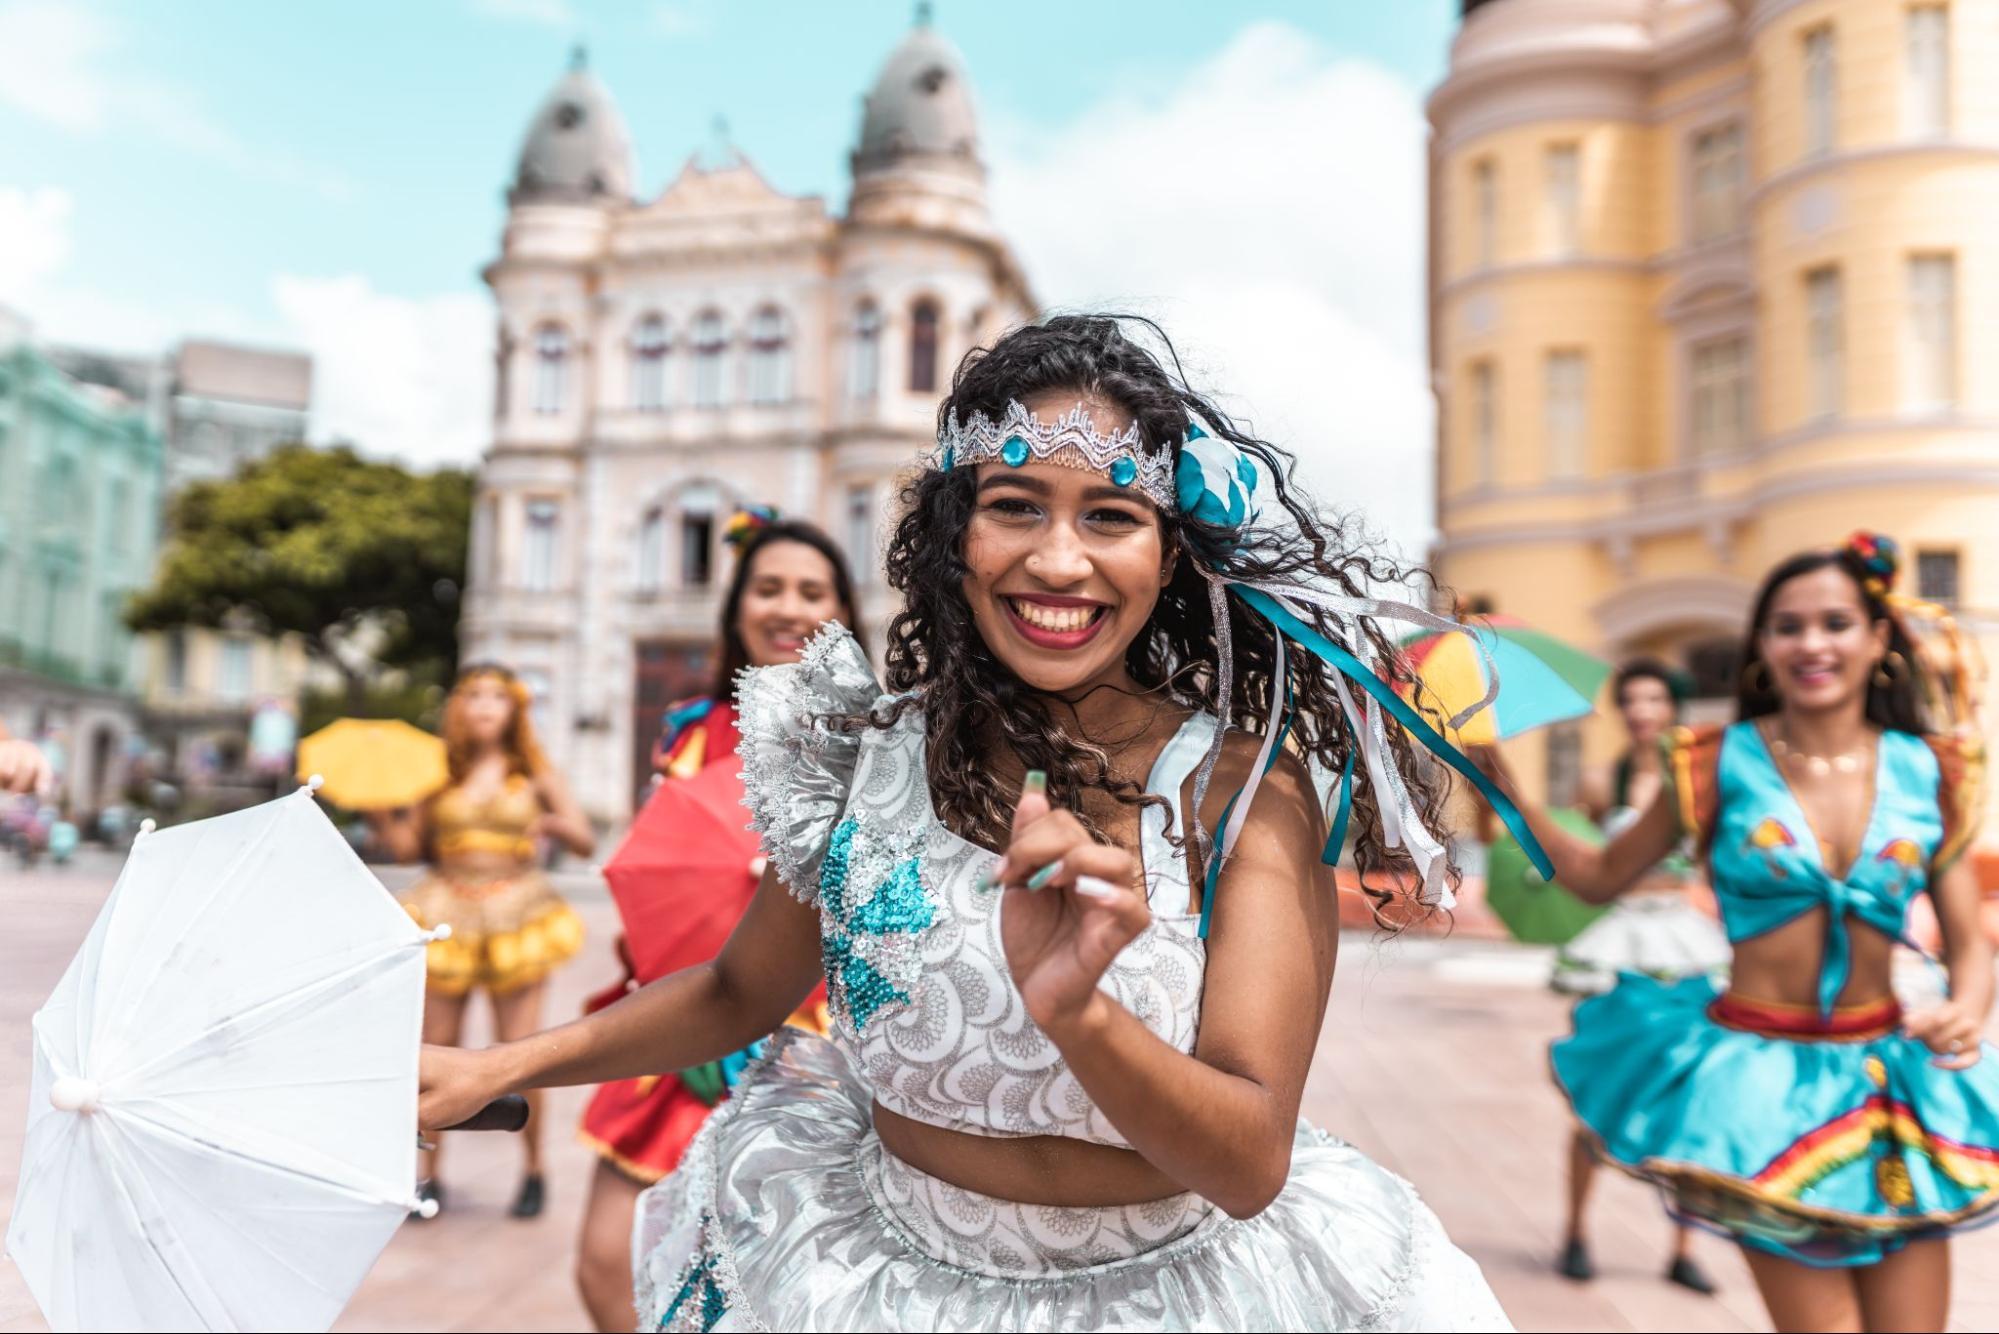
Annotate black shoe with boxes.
[509,1172,546,1219]
[1667,1255,1717,1295]
[1558,1237,1595,1282]
[411,1178,443,1220]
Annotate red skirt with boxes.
[578,1072,716,1185]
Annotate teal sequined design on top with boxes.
[1706,723,1942,1017]
[817,817,935,1033]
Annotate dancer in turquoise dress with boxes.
[1476,533,1993,1331]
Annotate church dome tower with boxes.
[848,9,990,234]
[509,46,636,206]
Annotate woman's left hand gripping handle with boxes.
[991,771,1152,1033]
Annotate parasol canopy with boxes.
[1400,618,1611,744]
[296,718,448,810]
[1483,805,1609,945]
[6,780,444,1332]
[602,760,763,984]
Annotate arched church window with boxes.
[849,301,881,401]
[909,298,940,394]
[632,314,669,412]
[692,311,727,409]
[533,323,568,415]
[746,306,791,406]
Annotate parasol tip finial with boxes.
[137,818,157,837]
[414,1196,441,1219]
[427,923,454,943]
[303,773,326,794]
[50,1077,102,1115]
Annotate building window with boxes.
[692,311,727,409]
[1470,360,1498,487]
[681,512,714,587]
[1690,335,1751,457]
[845,483,875,576]
[472,495,497,584]
[908,299,940,393]
[746,306,791,406]
[1906,253,1957,411]
[1906,5,1950,139]
[1546,722,1584,808]
[849,301,881,401]
[1917,549,1960,607]
[1473,158,1497,268]
[107,477,131,556]
[632,315,669,412]
[1689,122,1745,244]
[219,637,253,702]
[1544,350,1587,479]
[523,498,559,591]
[494,328,513,422]
[1803,25,1837,158]
[1806,266,1844,419]
[1544,143,1581,258]
[533,324,568,415]
[165,628,187,694]
[1687,638,1743,701]
[636,506,665,593]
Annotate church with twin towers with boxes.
[458,15,1036,822]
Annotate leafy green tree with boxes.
[127,445,474,710]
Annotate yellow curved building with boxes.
[1430,0,1999,846]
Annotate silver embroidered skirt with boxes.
[631,1029,1512,1331]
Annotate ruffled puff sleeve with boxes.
[1926,733,1986,873]
[1660,724,1725,854]
[734,623,884,906]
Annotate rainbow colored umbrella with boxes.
[1399,618,1611,744]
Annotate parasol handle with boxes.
[442,1095,530,1133]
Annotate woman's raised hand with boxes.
[418,1042,511,1133]
[991,772,1152,1034]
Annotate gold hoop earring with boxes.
[1742,660,1772,693]
[1873,650,1909,687]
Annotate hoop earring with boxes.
[1873,650,1909,688]
[1741,660,1772,693]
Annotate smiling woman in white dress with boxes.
[419,314,1528,1331]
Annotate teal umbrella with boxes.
[1484,806,1607,945]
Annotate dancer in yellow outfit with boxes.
[371,663,594,1217]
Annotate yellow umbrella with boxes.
[297,718,449,810]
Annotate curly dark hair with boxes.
[860,313,1458,922]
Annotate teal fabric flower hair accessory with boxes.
[1174,423,1259,535]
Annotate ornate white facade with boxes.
[460,27,1035,821]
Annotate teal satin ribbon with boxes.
[1230,585,1553,881]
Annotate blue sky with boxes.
[0,0,1457,547]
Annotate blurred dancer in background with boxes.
[1551,658,1728,1293]
[573,511,855,1331]
[372,664,594,1219]
[1481,534,1995,1333]
[0,721,53,796]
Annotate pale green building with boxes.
[0,319,164,816]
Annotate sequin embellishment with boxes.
[657,1233,728,1332]
[818,817,935,1032]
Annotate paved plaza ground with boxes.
[4,850,1999,1332]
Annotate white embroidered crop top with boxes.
[738,624,1212,1149]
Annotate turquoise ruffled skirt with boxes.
[1552,974,1999,1266]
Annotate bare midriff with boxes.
[871,1099,1185,1207]
[1724,906,1900,1012]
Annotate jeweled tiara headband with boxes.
[936,400,1179,511]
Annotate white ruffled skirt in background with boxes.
[633,1028,1511,1332]
[1550,886,1730,996]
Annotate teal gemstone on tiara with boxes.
[939,445,954,470]
[1001,435,1030,467]
[1109,457,1138,487]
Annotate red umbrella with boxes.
[602,761,763,984]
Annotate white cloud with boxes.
[0,185,74,299]
[469,0,577,26]
[272,275,494,473]
[651,2,711,37]
[988,21,1435,560]
[0,0,352,200]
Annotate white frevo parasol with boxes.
[6,779,447,1332]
